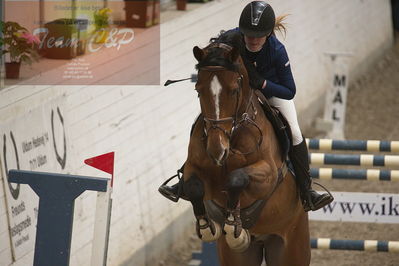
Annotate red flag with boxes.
[84,152,115,186]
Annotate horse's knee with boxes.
[227,168,249,192]
[184,174,206,216]
[226,169,249,209]
[184,174,204,200]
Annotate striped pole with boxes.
[306,139,399,152]
[309,153,399,167]
[190,239,399,265]
[311,238,399,252]
[310,168,399,181]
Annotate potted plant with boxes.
[0,21,40,79]
[92,7,112,43]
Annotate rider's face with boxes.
[244,35,267,52]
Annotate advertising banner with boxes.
[3,1,160,86]
[309,191,399,224]
[0,98,71,260]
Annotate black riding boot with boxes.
[290,139,334,212]
[158,165,188,202]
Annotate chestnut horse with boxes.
[182,32,310,266]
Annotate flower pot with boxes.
[177,0,187,11]
[125,1,154,28]
[5,62,21,79]
[43,19,79,59]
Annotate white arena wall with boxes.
[0,0,393,265]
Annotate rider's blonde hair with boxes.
[273,14,289,38]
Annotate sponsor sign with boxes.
[0,98,71,260]
[309,191,399,224]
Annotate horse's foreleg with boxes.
[226,168,250,210]
[224,168,251,252]
[184,173,222,242]
[279,211,311,266]
[263,235,285,266]
[224,160,277,252]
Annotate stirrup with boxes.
[303,182,334,212]
[158,166,184,202]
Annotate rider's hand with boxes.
[248,71,265,90]
[242,57,265,90]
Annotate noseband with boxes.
[199,43,263,155]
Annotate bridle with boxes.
[198,43,263,156]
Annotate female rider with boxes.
[159,1,333,212]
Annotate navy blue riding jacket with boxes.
[228,28,296,100]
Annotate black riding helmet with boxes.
[239,1,275,38]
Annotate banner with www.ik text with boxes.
[309,191,399,224]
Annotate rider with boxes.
[159,1,334,212]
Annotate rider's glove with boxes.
[243,58,265,90]
[248,70,266,90]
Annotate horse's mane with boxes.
[195,30,245,72]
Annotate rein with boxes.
[230,89,263,156]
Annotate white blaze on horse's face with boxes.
[205,74,229,166]
[210,75,222,119]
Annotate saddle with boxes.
[254,90,293,161]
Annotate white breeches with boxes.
[268,97,303,146]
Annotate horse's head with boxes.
[193,33,250,166]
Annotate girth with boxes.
[204,163,288,230]
[205,199,266,229]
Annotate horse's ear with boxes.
[193,46,204,62]
[230,48,240,62]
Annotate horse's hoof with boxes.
[224,224,250,252]
[197,218,222,242]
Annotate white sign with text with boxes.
[309,191,399,224]
[0,98,71,260]
[322,54,352,139]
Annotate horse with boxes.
[182,32,310,266]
